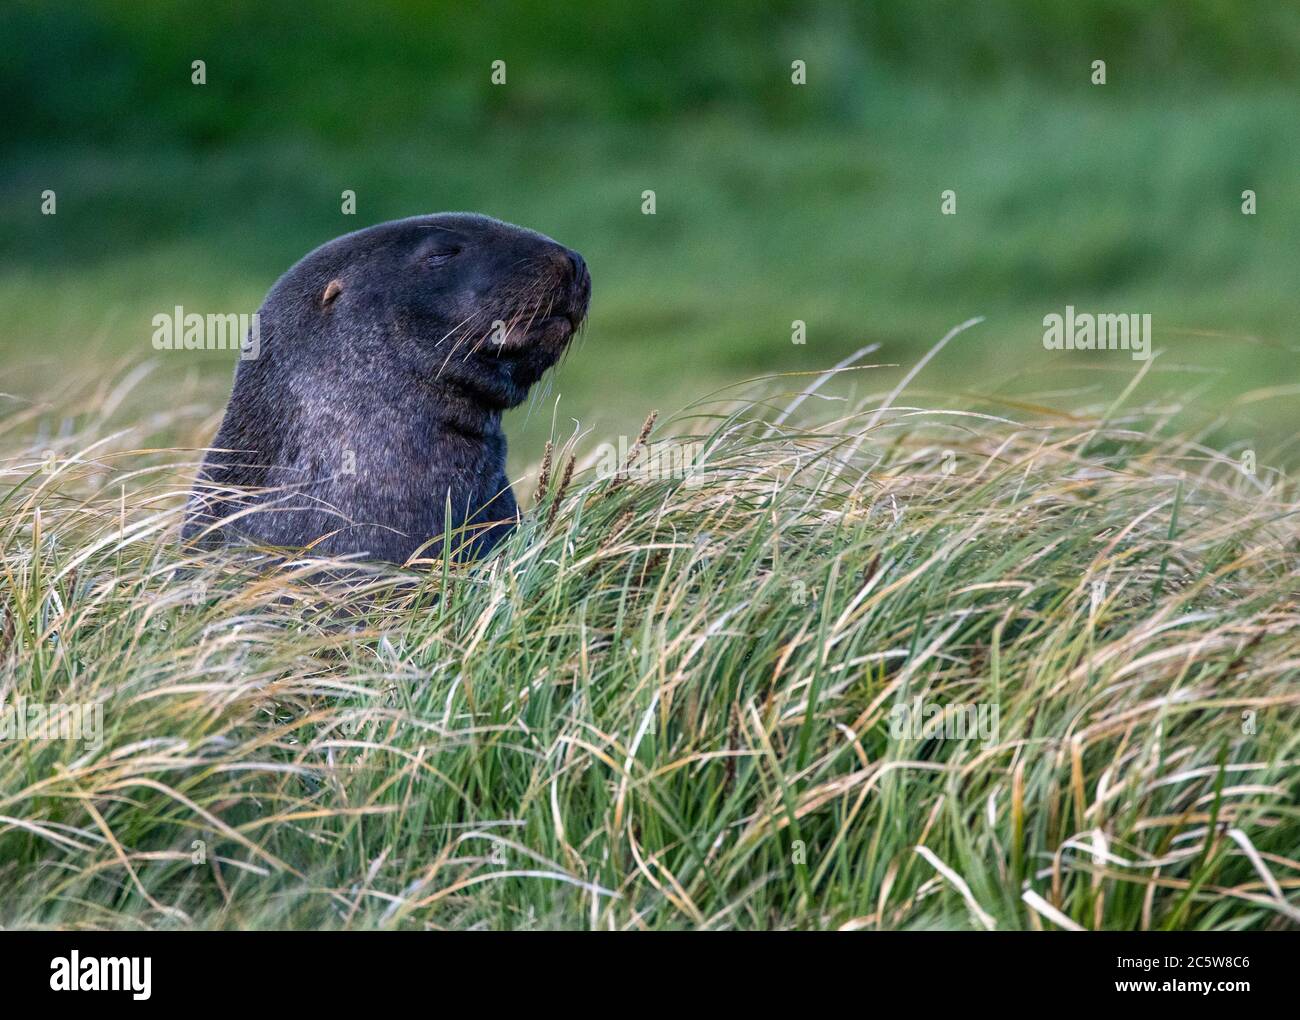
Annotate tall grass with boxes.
[1,352,1297,929]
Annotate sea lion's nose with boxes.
[565,249,590,306]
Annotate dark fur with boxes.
[183,213,590,563]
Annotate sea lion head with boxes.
[271,213,590,409]
[188,213,590,562]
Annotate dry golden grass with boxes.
[1,357,1297,929]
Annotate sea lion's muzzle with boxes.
[561,247,591,328]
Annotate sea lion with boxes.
[183,213,590,563]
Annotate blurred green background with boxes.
[3,0,1297,469]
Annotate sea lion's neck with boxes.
[413,375,508,438]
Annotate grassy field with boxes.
[1,352,1297,929]
[5,21,1300,468]
[3,1,1298,930]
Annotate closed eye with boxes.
[426,248,461,267]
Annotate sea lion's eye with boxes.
[425,248,461,267]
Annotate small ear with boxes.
[321,278,344,308]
